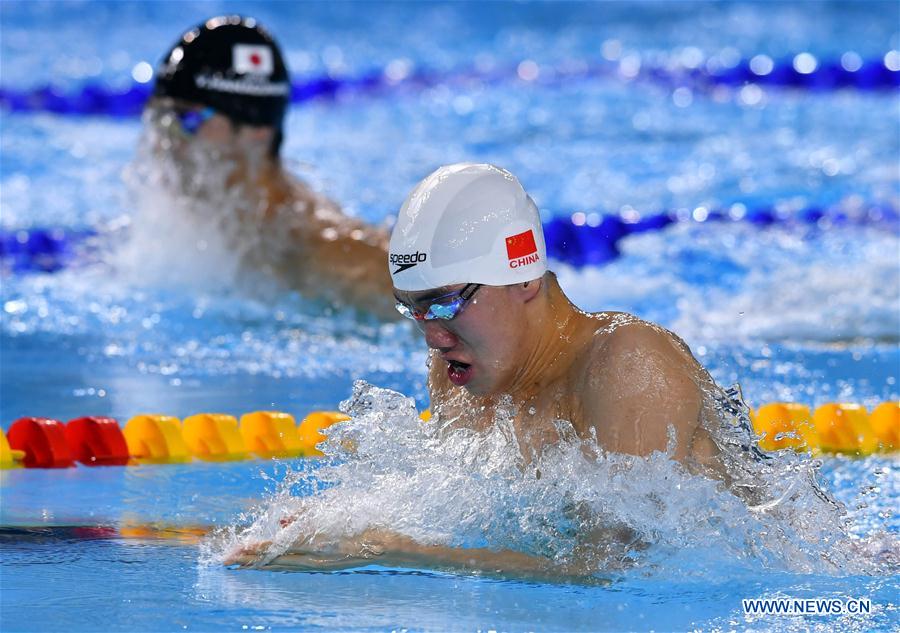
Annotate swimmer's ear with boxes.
[515,278,542,303]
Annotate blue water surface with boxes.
[1,1,898,632]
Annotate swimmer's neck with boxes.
[229,160,313,216]
[500,274,593,400]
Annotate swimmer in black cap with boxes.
[140,15,395,317]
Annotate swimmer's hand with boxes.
[224,540,272,567]
[223,532,384,571]
[237,528,591,580]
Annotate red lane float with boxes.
[7,417,74,468]
[65,416,130,466]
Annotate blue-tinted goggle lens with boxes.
[176,107,217,135]
[394,284,480,322]
[426,298,464,320]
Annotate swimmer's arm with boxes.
[583,322,704,461]
[229,529,560,578]
[256,175,399,319]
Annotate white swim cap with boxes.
[389,163,547,291]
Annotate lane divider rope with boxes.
[1,50,897,117]
[1,402,896,469]
[3,199,896,274]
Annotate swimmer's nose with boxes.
[238,125,275,145]
[423,320,458,351]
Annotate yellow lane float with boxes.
[297,411,350,457]
[869,402,899,451]
[751,403,817,452]
[0,428,26,469]
[239,411,304,458]
[812,403,879,456]
[124,415,191,464]
[4,401,897,469]
[182,414,248,461]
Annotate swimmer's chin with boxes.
[447,359,502,396]
[452,373,498,398]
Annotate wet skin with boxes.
[396,272,721,467]
[143,99,397,319]
[232,273,722,574]
[226,273,726,574]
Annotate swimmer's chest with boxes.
[514,384,587,453]
[441,379,588,455]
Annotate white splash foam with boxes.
[113,121,267,295]
[204,381,898,580]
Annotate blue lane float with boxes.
[1,51,897,117]
[3,202,896,274]
[0,228,96,273]
[543,202,899,267]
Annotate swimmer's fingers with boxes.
[223,540,273,567]
[224,552,258,568]
[227,530,392,571]
[279,515,296,528]
[278,504,311,528]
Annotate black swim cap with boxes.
[154,16,290,130]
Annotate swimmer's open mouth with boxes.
[446,359,473,387]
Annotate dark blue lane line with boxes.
[542,202,899,267]
[1,52,897,117]
[1,227,100,274]
[3,201,896,274]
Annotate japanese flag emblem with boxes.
[233,44,274,75]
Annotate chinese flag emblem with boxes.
[505,229,538,260]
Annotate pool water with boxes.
[2,455,898,632]
[1,1,898,631]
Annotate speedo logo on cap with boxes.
[505,230,539,269]
[390,251,427,275]
[233,44,274,75]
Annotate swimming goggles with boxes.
[395,284,481,321]
[174,107,217,135]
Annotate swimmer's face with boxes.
[396,283,530,396]
[193,112,275,158]
[146,99,275,164]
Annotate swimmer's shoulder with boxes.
[580,312,699,412]
[273,175,389,252]
[577,313,707,459]
[584,312,695,366]
[581,311,659,358]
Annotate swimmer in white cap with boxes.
[392,163,722,465]
[228,163,733,576]
[136,16,395,317]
